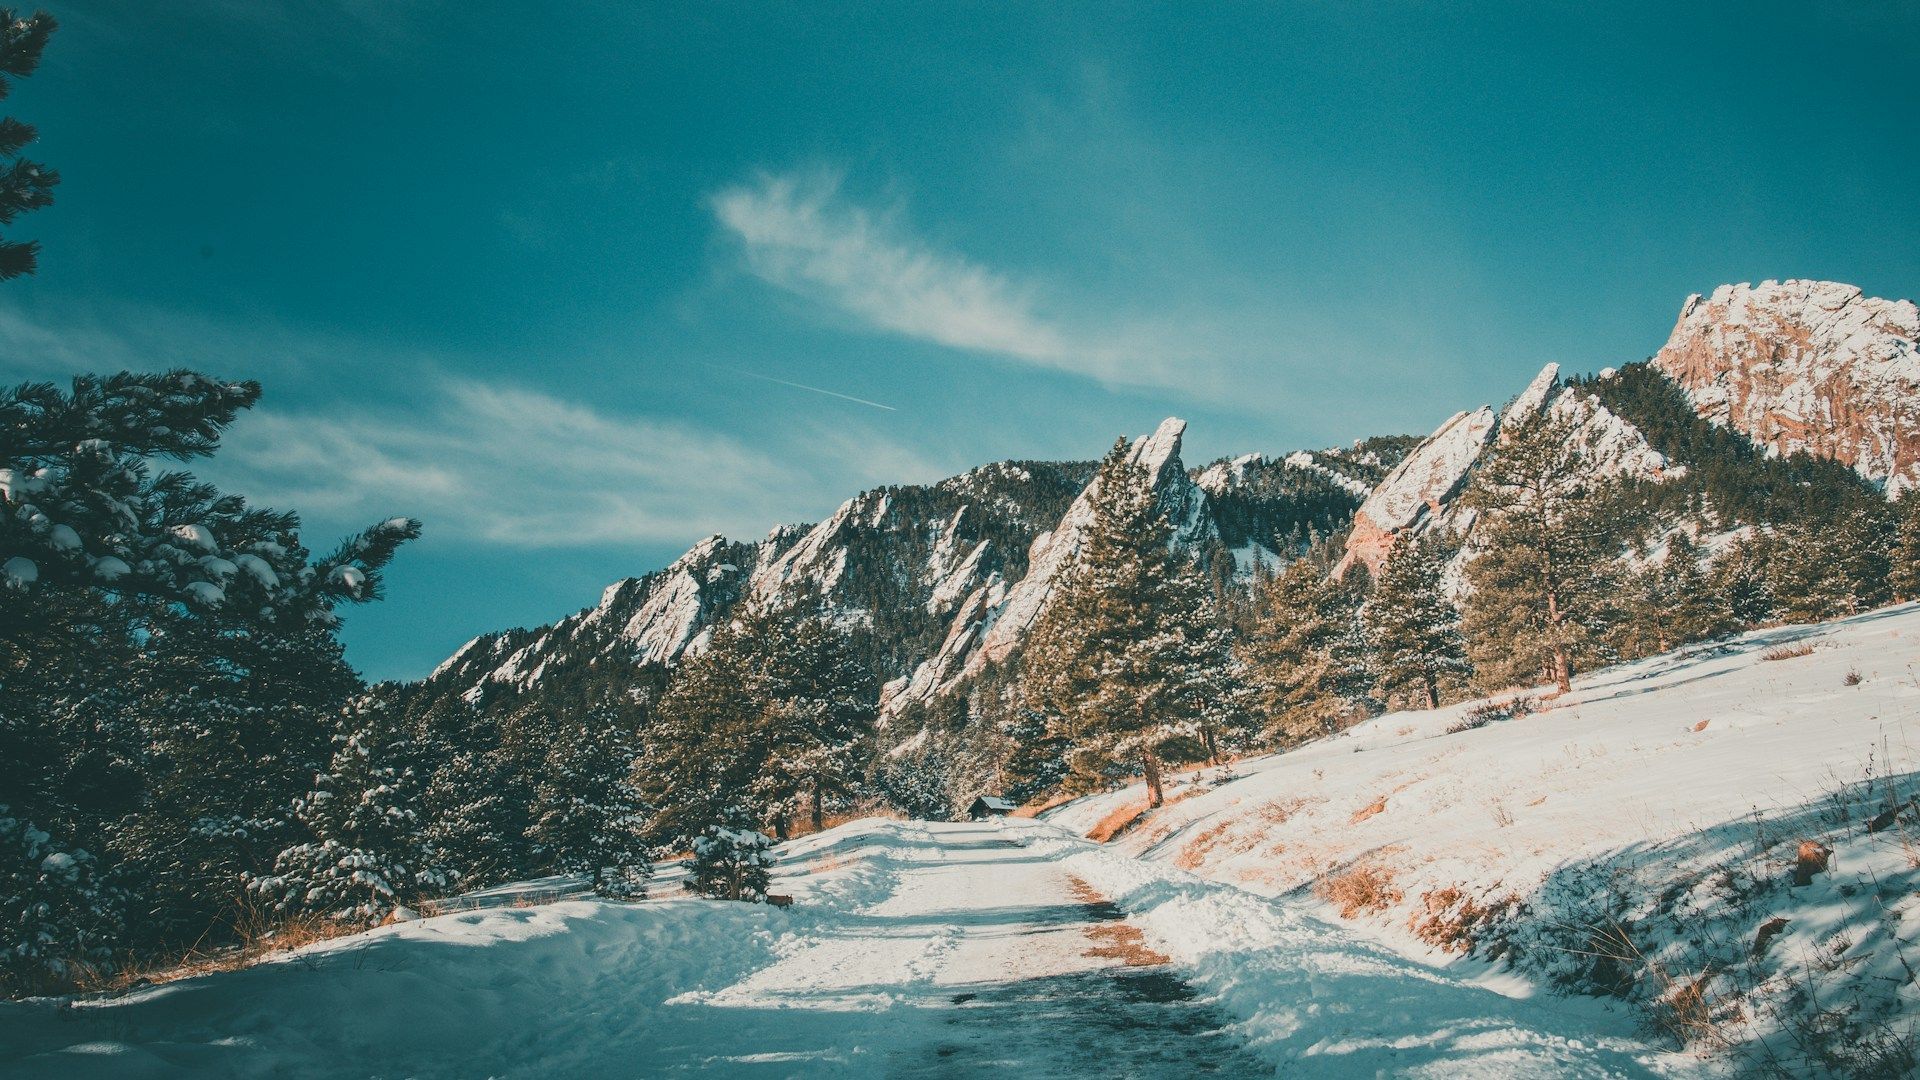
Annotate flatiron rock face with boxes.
[1653,280,1920,498]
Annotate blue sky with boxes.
[2,1,1915,680]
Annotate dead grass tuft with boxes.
[79,903,363,995]
[1083,921,1171,966]
[1762,642,1816,662]
[1086,800,1151,843]
[1408,886,1519,955]
[1350,795,1389,824]
[1315,863,1403,919]
[1174,821,1235,870]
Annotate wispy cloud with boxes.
[710,170,1204,391]
[0,300,950,550]
[219,379,825,547]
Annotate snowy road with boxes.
[1,817,1669,1077]
[686,821,1269,1075]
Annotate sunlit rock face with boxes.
[1653,280,1920,498]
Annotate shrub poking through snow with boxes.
[1761,642,1816,661]
[1446,695,1536,735]
[686,823,773,902]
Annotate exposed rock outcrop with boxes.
[1652,280,1920,497]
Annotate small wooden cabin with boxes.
[968,794,1017,820]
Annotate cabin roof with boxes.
[971,795,1017,812]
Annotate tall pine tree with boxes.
[1364,533,1469,710]
[1021,439,1232,806]
[1461,406,1627,693]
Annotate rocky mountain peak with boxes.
[1652,280,1920,497]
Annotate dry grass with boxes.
[1086,799,1151,843]
[78,904,363,995]
[1067,876,1169,966]
[1083,921,1171,966]
[1259,796,1309,824]
[1174,821,1236,870]
[1350,795,1389,824]
[1011,792,1076,819]
[1315,863,1403,919]
[1408,886,1519,955]
[1762,642,1816,662]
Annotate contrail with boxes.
[710,365,897,412]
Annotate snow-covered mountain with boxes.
[424,432,1384,710]
[1337,362,1674,576]
[426,279,1914,715]
[1651,279,1920,498]
[426,461,1094,705]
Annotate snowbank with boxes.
[0,820,917,1079]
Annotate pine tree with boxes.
[1364,532,1469,709]
[1892,493,1920,603]
[685,814,774,903]
[0,9,57,280]
[1614,533,1734,658]
[419,699,534,888]
[0,804,121,995]
[1712,536,1777,628]
[749,615,876,837]
[1021,439,1228,807]
[1762,524,1859,623]
[527,708,651,898]
[640,606,875,843]
[249,694,444,924]
[1155,560,1256,763]
[1241,558,1378,742]
[1461,406,1628,693]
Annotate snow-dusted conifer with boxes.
[0,10,57,280]
[1022,439,1221,807]
[1461,406,1627,693]
[249,694,444,924]
[686,813,774,902]
[527,708,650,898]
[1364,532,1469,710]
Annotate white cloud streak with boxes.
[711,170,1205,391]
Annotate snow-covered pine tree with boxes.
[1460,406,1628,693]
[0,804,122,995]
[638,620,767,848]
[248,693,445,924]
[1613,532,1734,658]
[1021,438,1226,807]
[685,813,774,902]
[1239,557,1378,743]
[1711,535,1777,628]
[110,617,359,946]
[1760,524,1863,624]
[750,614,876,837]
[1892,493,1920,603]
[526,707,651,898]
[0,368,419,979]
[1156,556,1256,763]
[419,699,534,889]
[0,9,57,280]
[1364,532,1469,710]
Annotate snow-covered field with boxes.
[1050,603,1920,1073]
[5,606,1915,1077]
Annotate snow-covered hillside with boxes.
[1048,603,1920,1074]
